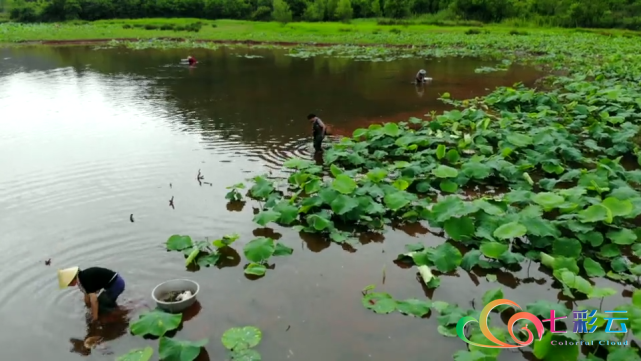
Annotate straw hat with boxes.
[58,267,79,289]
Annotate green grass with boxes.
[1,18,640,45]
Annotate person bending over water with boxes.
[308,113,326,153]
[58,266,125,322]
[415,69,427,84]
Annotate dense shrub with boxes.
[5,0,641,31]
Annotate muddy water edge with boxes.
[0,44,567,361]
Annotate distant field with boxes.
[1,18,640,44]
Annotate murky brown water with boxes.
[1,45,630,361]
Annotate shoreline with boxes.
[11,37,417,48]
[11,36,420,49]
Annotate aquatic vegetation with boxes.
[165,233,239,268]
[129,310,182,337]
[99,39,220,51]
[221,326,263,360]
[116,346,153,361]
[120,311,261,361]
[225,182,246,202]
[362,284,641,360]
[213,45,641,358]
[158,337,209,361]
[234,69,641,286]
[242,237,293,277]
[165,233,291,276]
[123,309,210,361]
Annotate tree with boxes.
[334,0,352,21]
[272,0,292,23]
[303,0,327,21]
[384,0,410,18]
[370,0,381,17]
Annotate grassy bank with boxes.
[1,18,640,45]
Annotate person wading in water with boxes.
[58,266,125,322]
[307,113,326,153]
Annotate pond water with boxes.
[0,45,614,361]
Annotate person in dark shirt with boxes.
[416,69,427,84]
[58,266,126,321]
[187,56,197,66]
[307,113,326,153]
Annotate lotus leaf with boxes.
[383,192,411,211]
[583,258,606,277]
[249,176,274,199]
[460,250,482,271]
[252,210,281,227]
[332,174,357,194]
[396,298,431,317]
[116,347,153,361]
[362,292,396,314]
[602,197,634,218]
[306,211,333,231]
[283,158,314,169]
[330,194,359,215]
[555,269,593,295]
[432,165,459,178]
[481,287,509,312]
[526,300,570,319]
[230,349,262,361]
[452,350,496,361]
[606,348,641,361]
[439,180,458,193]
[366,168,388,182]
[588,287,617,299]
[244,263,267,276]
[533,333,579,361]
[243,237,275,263]
[444,217,475,241]
[492,221,526,240]
[552,238,582,258]
[197,253,220,267]
[430,243,462,272]
[417,265,439,287]
[606,228,637,245]
[611,257,629,272]
[212,233,239,248]
[531,192,565,210]
[166,235,193,251]
[130,310,182,337]
[479,242,508,259]
[158,337,207,361]
[273,242,293,256]
[468,328,506,358]
[273,201,299,224]
[221,326,262,350]
[577,204,612,223]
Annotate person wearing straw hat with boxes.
[58,266,126,322]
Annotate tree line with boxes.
[6,0,641,30]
